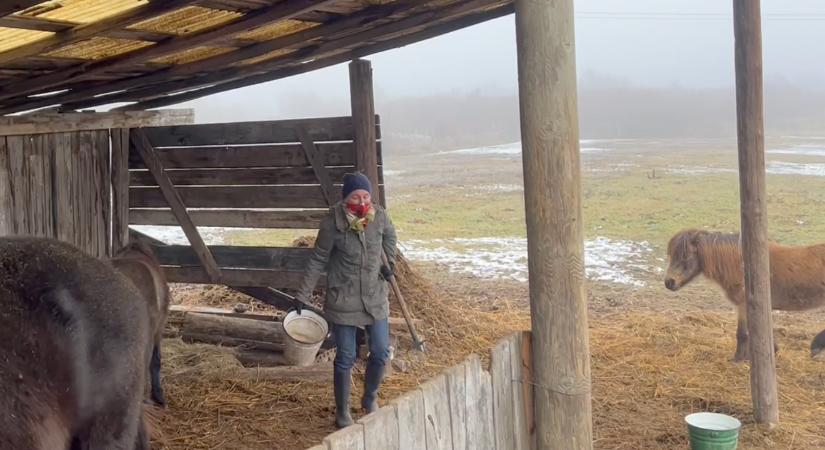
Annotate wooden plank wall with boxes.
[128,115,385,230]
[308,331,532,450]
[128,115,384,289]
[0,130,111,257]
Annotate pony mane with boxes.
[672,229,743,286]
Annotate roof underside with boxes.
[0,0,514,115]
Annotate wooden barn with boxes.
[0,0,779,448]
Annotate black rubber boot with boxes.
[334,368,354,428]
[361,359,385,414]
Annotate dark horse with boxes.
[664,229,825,362]
[110,241,171,407]
[0,237,152,449]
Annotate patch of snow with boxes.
[768,145,825,157]
[402,237,655,286]
[767,161,825,177]
[665,165,737,175]
[437,140,614,156]
[474,184,524,193]
[131,225,237,245]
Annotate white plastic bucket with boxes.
[282,309,329,366]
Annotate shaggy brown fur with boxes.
[665,229,825,361]
[110,241,171,407]
[0,236,151,449]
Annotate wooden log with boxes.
[359,404,399,450]
[391,389,426,450]
[490,336,514,450]
[132,129,222,283]
[129,166,359,186]
[127,142,367,169]
[323,423,365,450]
[140,116,362,147]
[515,0,593,447]
[0,110,194,136]
[733,0,779,426]
[129,208,328,229]
[239,362,332,382]
[420,374,452,450]
[129,185,335,209]
[234,348,288,367]
[111,128,130,254]
[182,312,285,343]
[348,59,381,206]
[464,355,495,450]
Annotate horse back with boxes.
[768,243,825,310]
[0,237,151,447]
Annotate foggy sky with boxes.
[185,0,825,123]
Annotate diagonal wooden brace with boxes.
[131,128,222,283]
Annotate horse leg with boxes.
[731,303,750,362]
[149,342,166,407]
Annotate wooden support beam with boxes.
[0,0,336,102]
[0,1,44,18]
[515,0,592,448]
[0,15,77,32]
[52,0,420,109]
[733,0,779,426]
[0,109,193,135]
[131,129,222,283]
[35,0,508,114]
[0,0,199,67]
[107,3,514,112]
[296,126,336,206]
[349,59,380,205]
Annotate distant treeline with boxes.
[378,81,825,153]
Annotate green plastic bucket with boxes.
[685,412,741,450]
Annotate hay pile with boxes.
[150,241,825,450]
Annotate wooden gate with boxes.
[119,115,384,306]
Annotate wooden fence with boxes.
[125,115,384,291]
[306,331,532,450]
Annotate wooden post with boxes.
[733,0,779,426]
[515,0,593,448]
[348,58,380,196]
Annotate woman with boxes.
[296,171,397,428]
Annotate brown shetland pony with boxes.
[664,229,825,361]
[109,241,171,407]
[0,236,151,449]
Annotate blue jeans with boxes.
[332,318,390,372]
